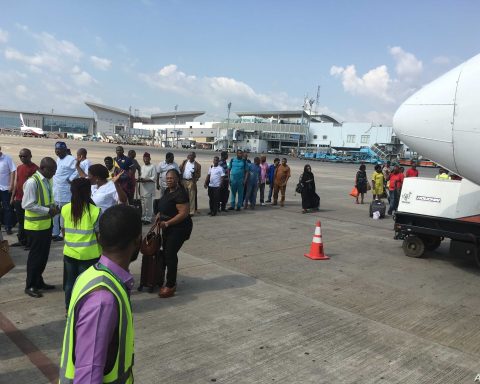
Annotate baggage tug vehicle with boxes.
[393,53,480,265]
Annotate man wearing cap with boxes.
[156,152,179,197]
[52,142,76,241]
[139,152,156,224]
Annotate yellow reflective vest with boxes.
[61,203,102,260]
[24,172,53,231]
[59,264,134,383]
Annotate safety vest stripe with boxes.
[60,275,131,383]
[24,215,51,221]
[32,174,52,207]
[64,240,98,247]
[64,228,96,235]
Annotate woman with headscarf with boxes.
[299,164,320,213]
[154,169,193,298]
[88,164,127,215]
[355,164,368,204]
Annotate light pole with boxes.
[226,101,232,150]
[173,104,178,148]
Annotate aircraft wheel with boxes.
[402,235,425,258]
[421,235,442,251]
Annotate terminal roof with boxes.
[151,111,205,118]
[235,110,309,119]
[85,101,130,116]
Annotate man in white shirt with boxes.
[52,142,76,241]
[139,152,156,224]
[69,148,90,179]
[156,152,179,197]
[180,152,201,216]
[204,156,225,216]
[0,146,17,235]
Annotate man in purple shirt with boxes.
[59,205,142,383]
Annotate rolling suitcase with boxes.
[132,182,142,217]
[369,199,386,218]
[138,253,162,293]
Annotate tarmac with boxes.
[1,136,480,383]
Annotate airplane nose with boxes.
[393,64,462,174]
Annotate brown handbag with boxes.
[140,223,161,256]
[0,240,15,278]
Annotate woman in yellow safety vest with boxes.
[61,177,102,311]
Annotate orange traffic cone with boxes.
[304,221,329,260]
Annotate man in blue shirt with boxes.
[266,158,280,203]
[228,150,248,211]
[244,157,261,209]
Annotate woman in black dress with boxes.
[154,169,193,298]
[355,164,368,204]
[300,164,320,213]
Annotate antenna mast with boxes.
[315,85,321,116]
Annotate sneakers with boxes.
[227,206,235,211]
[52,236,63,242]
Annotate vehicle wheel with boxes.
[402,235,425,258]
[420,235,442,251]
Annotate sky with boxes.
[0,0,478,124]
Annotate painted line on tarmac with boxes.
[0,311,59,383]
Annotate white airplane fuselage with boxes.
[19,113,45,137]
[393,53,480,186]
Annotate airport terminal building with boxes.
[0,102,399,155]
[0,108,95,135]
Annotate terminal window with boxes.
[347,135,356,143]
[361,135,370,143]
[313,135,317,139]
[323,135,328,140]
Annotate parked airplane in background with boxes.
[20,113,46,137]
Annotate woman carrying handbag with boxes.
[153,169,193,298]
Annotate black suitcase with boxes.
[369,199,386,218]
[132,183,142,217]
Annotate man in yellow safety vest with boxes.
[59,204,142,384]
[22,157,58,298]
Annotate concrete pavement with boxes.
[1,136,480,383]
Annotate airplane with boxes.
[392,53,480,262]
[393,53,480,186]
[19,113,46,137]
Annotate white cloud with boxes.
[35,32,82,61]
[330,64,393,102]
[5,48,62,71]
[330,46,424,108]
[71,65,97,86]
[389,46,423,80]
[0,29,8,44]
[90,55,111,70]
[140,64,300,110]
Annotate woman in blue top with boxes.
[244,157,261,209]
